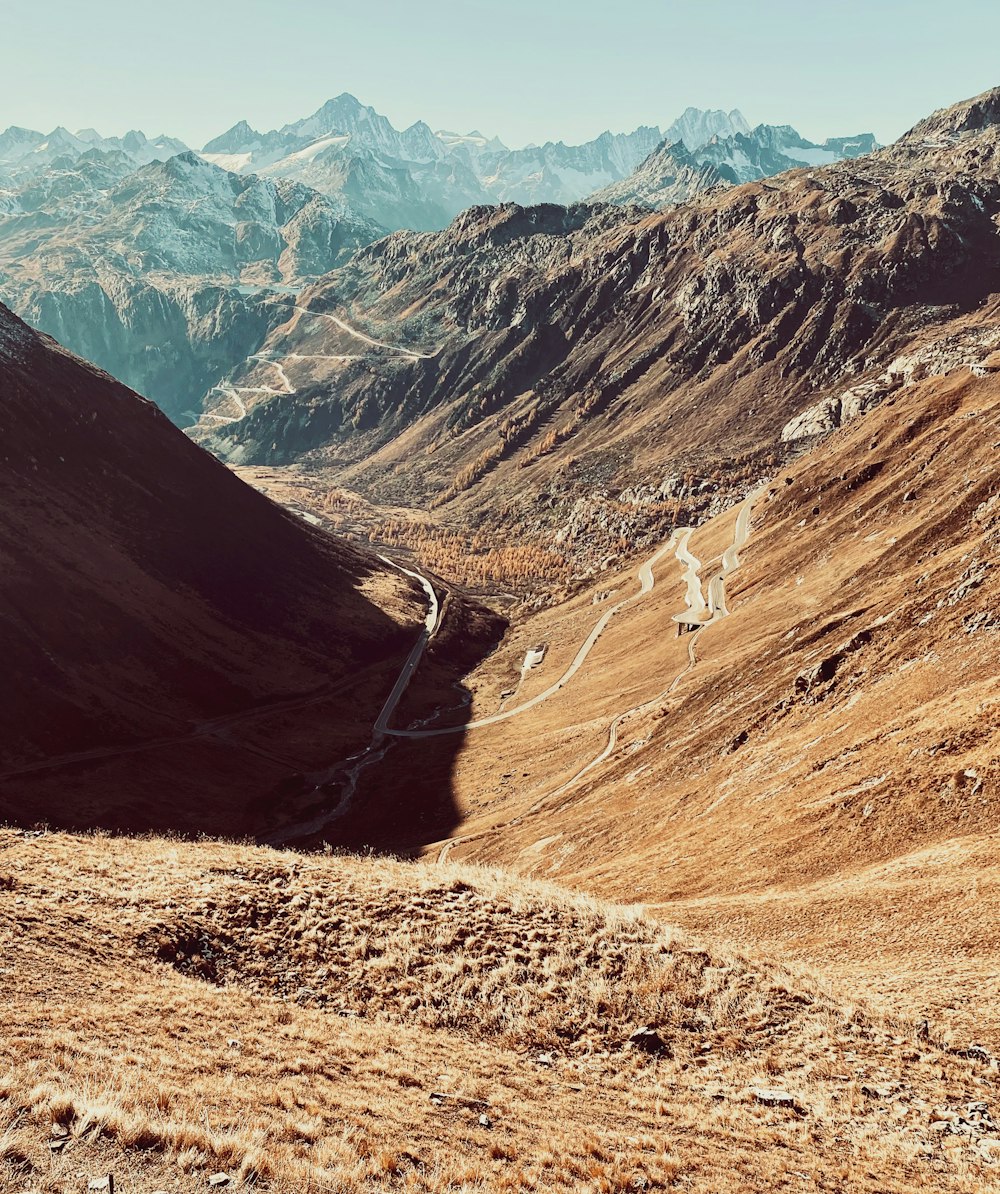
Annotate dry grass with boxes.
[138,854,858,1058]
[2,829,1000,1192]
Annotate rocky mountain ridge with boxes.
[0,97,877,423]
[199,92,876,228]
[593,123,879,208]
[192,86,1000,585]
[0,151,382,420]
[0,123,188,185]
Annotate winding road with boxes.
[292,305,437,361]
[200,384,247,424]
[263,555,442,845]
[434,488,764,861]
[197,305,433,429]
[529,486,764,810]
[373,557,441,735]
[385,534,685,739]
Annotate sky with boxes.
[4,0,1000,150]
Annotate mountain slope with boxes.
[419,352,1000,1047]
[194,86,1000,586]
[0,153,383,421]
[0,302,441,834]
[2,829,996,1192]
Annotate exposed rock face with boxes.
[781,325,1000,441]
[662,107,751,149]
[592,124,879,210]
[0,301,425,832]
[590,141,728,207]
[0,152,382,421]
[194,87,1000,540]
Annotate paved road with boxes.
[200,384,247,424]
[373,557,441,735]
[386,533,684,739]
[672,530,707,625]
[528,487,765,809]
[264,556,442,845]
[436,487,766,856]
[248,355,295,394]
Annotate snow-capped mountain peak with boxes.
[663,106,751,150]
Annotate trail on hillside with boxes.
[198,337,359,428]
[292,304,437,360]
[198,301,434,428]
[436,487,764,862]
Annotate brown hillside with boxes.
[0,303,494,836]
[368,359,999,1055]
[2,829,999,1192]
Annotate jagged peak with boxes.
[201,119,261,154]
[902,84,1000,143]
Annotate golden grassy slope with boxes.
[2,829,1000,1192]
[383,367,999,1056]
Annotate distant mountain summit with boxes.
[593,121,879,208]
[663,106,751,149]
[0,148,381,419]
[0,124,189,182]
[196,97,871,231]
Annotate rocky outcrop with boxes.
[590,140,728,207]
[0,153,383,421]
[782,324,1000,441]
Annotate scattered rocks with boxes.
[430,1092,490,1110]
[752,1087,806,1115]
[861,1083,896,1100]
[964,609,999,635]
[956,1044,992,1063]
[628,1026,672,1057]
[928,1101,997,1140]
[208,1175,231,1188]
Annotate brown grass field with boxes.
[3,829,1000,1192]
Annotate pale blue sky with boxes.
[5,0,999,148]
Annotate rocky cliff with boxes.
[0,152,382,421]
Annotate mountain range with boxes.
[3,82,1000,1193]
[0,97,875,417]
[192,87,993,595]
[199,95,875,226]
